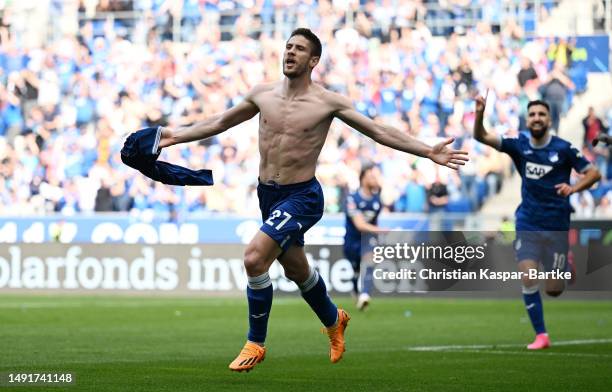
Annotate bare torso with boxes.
[251,82,334,184]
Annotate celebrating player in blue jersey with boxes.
[474,91,601,349]
[159,28,468,372]
[344,164,384,311]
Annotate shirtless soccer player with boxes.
[474,92,601,349]
[158,28,469,372]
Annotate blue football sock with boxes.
[299,267,338,327]
[522,285,546,335]
[351,275,359,295]
[246,272,273,344]
[361,266,374,295]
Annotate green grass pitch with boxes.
[1,295,611,391]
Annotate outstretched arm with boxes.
[158,91,260,148]
[473,90,501,150]
[331,92,468,169]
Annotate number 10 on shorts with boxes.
[553,252,566,271]
[265,210,292,230]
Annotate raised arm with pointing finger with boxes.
[473,90,501,150]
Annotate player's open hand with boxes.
[555,183,574,197]
[428,137,469,170]
[158,127,174,149]
[475,89,488,114]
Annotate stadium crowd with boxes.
[1,0,611,219]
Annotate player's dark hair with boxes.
[360,163,377,183]
[527,100,550,113]
[289,28,322,58]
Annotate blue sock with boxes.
[300,267,338,327]
[361,266,374,295]
[522,285,546,335]
[351,275,359,295]
[246,272,273,343]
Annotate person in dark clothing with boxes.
[428,177,449,213]
[582,107,608,149]
[517,57,538,87]
[94,180,114,212]
[540,63,574,133]
[427,172,450,230]
[454,58,474,97]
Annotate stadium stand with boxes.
[0,0,610,220]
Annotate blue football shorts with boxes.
[257,177,324,252]
[514,231,570,272]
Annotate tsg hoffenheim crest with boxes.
[549,152,559,163]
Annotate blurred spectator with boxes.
[592,0,606,31]
[547,37,574,69]
[594,191,612,217]
[582,107,607,148]
[539,62,574,133]
[94,177,114,212]
[570,190,595,218]
[583,107,610,180]
[427,169,451,230]
[478,147,504,199]
[427,173,449,213]
[394,167,427,212]
[517,57,538,88]
[453,57,474,97]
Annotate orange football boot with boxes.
[229,341,266,372]
[325,309,350,363]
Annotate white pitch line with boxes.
[0,301,203,309]
[440,349,612,359]
[408,338,612,352]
